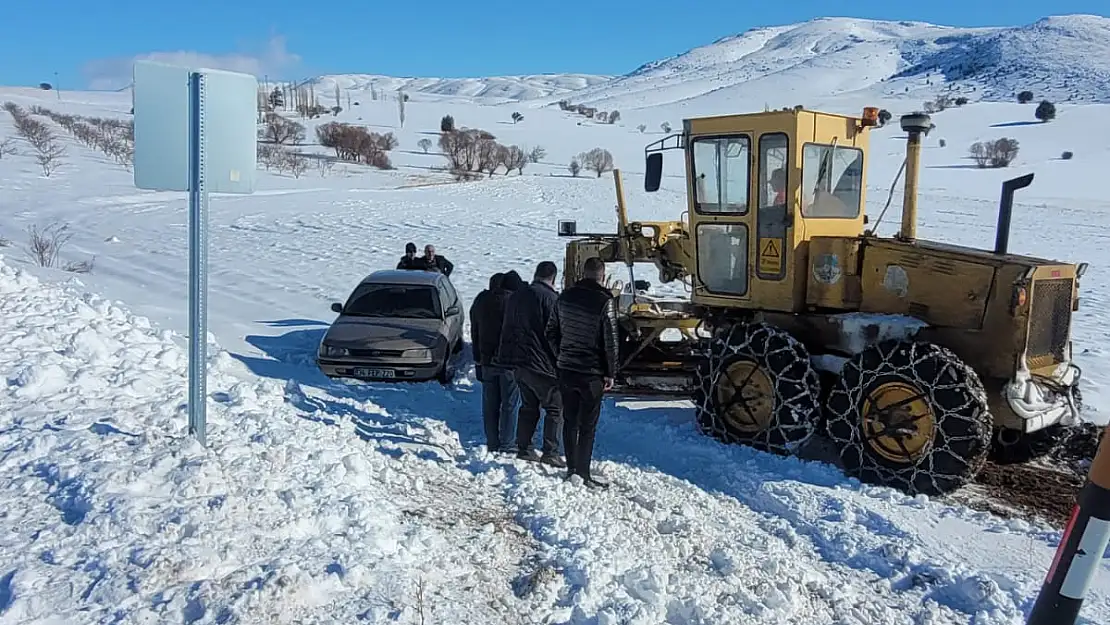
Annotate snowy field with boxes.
[2,51,1110,623]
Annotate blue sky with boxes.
[1,0,1106,89]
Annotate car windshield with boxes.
[343,284,441,319]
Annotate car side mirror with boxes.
[330,302,343,313]
[446,305,461,316]
[645,152,663,192]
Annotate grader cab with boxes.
[557,106,1087,496]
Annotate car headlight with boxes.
[320,345,349,357]
[403,348,432,360]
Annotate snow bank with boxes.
[0,255,532,624]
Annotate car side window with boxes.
[443,279,459,308]
[436,281,454,313]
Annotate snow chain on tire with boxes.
[692,321,822,454]
[825,340,992,496]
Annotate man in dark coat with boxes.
[419,244,454,276]
[397,242,419,270]
[496,261,565,467]
[470,273,519,453]
[545,257,619,488]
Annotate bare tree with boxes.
[608,111,621,124]
[511,112,523,124]
[502,145,527,175]
[418,138,432,153]
[477,139,501,177]
[579,147,614,177]
[0,137,15,159]
[284,150,309,178]
[25,222,72,267]
[637,124,646,133]
[969,138,1020,168]
[568,159,581,177]
[35,140,66,176]
[527,145,546,164]
[317,157,335,177]
[261,113,305,144]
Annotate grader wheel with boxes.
[693,322,821,454]
[825,340,992,496]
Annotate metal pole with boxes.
[187,72,209,446]
[1028,424,1110,624]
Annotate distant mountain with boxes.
[310,73,612,102]
[550,14,1110,110]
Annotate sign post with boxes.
[1027,424,1110,625]
[132,60,258,446]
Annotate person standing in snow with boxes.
[495,261,565,467]
[545,257,618,488]
[419,244,454,277]
[470,273,519,454]
[397,242,420,270]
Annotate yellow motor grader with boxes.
[556,106,1087,495]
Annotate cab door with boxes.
[688,132,755,306]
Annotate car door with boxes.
[437,278,463,345]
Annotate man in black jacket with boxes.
[496,261,565,466]
[419,244,454,276]
[470,273,519,453]
[545,257,619,488]
[397,242,419,270]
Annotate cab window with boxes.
[692,136,750,215]
[801,143,864,219]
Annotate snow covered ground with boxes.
[2,52,1110,623]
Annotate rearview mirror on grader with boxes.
[557,107,1087,496]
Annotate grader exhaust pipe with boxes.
[898,112,932,241]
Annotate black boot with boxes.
[516,449,542,462]
[583,476,609,489]
[540,454,567,468]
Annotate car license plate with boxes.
[355,368,394,378]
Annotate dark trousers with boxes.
[481,365,519,452]
[514,367,562,456]
[558,369,605,479]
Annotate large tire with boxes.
[692,321,821,454]
[826,340,992,496]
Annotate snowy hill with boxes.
[555,14,1110,111]
[311,73,612,102]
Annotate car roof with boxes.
[360,269,445,287]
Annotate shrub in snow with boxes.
[25,222,72,268]
[969,138,1019,168]
[0,137,15,159]
[939,138,947,148]
[1062,151,1074,160]
[637,124,647,133]
[441,115,455,132]
[660,122,672,133]
[511,112,523,124]
[418,138,432,153]
[1035,100,1056,122]
[568,159,581,177]
[955,96,969,106]
[877,109,892,127]
[527,145,546,163]
[1018,91,1034,104]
